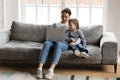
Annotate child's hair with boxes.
[69,19,80,29]
[61,8,71,16]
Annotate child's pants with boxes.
[69,44,88,53]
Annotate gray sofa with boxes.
[0,21,118,73]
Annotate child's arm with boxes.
[78,30,87,47]
[75,38,81,45]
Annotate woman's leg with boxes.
[45,42,68,79]
[37,41,54,79]
[38,41,54,65]
[51,42,68,65]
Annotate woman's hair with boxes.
[61,8,71,16]
[69,19,80,29]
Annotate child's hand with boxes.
[70,42,76,46]
[70,38,75,42]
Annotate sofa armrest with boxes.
[0,29,11,46]
[100,32,118,64]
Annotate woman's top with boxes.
[52,22,68,29]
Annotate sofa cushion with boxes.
[81,25,103,45]
[59,45,102,64]
[10,21,51,42]
[0,40,43,61]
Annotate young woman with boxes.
[66,18,89,58]
[36,8,71,79]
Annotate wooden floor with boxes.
[0,54,120,78]
[0,63,120,78]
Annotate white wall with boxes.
[115,0,120,50]
[4,0,19,29]
[0,0,4,29]
[105,0,120,50]
[3,0,120,50]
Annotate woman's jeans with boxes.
[38,41,68,65]
[69,44,88,53]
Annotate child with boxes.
[65,19,89,58]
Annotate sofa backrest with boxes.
[81,25,103,45]
[10,21,51,43]
[10,21,103,45]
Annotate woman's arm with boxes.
[65,30,71,43]
[52,23,57,28]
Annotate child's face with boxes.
[61,12,70,23]
[69,22,77,31]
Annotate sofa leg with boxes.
[114,64,117,73]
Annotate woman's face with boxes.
[61,12,70,23]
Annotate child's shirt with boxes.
[65,29,86,47]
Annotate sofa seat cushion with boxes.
[0,40,43,61]
[59,45,102,64]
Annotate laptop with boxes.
[46,27,66,42]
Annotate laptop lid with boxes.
[46,27,66,42]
